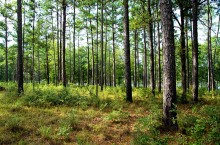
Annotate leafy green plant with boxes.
[39,126,53,139]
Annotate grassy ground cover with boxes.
[0,83,219,144]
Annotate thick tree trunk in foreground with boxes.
[123,0,132,102]
[17,0,23,94]
[160,0,178,130]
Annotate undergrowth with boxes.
[0,82,219,144]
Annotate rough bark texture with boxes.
[148,0,155,96]
[90,15,94,85]
[192,0,198,102]
[17,0,23,94]
[62,0,66,87]
[160,0,178,130]
[123,0,132,102]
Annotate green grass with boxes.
[0,82,219,144]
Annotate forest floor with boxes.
[0,83,219,144]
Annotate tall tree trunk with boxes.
[5,1,8,82]
[22,1,25,81]
[158,20,161,93]
[134,30,137,87]
[123,0,132,102]
[52,11,56,85]
[192,0,199,102]
[137,31,140,87]
[59,10,63,83]
[143,28,147,88]
[73,0,76,83]
[62,0,66,87]
[112,1,116,87]
[86,19,90,85]
[207,0,215,91]
[37,45,40,84]
[105,21,107,87]
[56,1,60,85]
[109,46,112,86]
[180,3,187,102]
[46,35,49,84]
[148,0,155,96]
[96,0,99,97]
[160,0,178,130]
[186,18,190,91]
[89,14,94,85]
[17,0,23,94]
[32,0,35,89]
[100,0,104,91]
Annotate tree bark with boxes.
[192,0,199,102]
[100,0,104,91]
[180,3,187,102]
[62,0,66,87]
[148,0,155,96]
[134,30,137,87]
[123,0,132,102]
[112,0,116,87]
[56,0,59,85]
[5,0,8,82]
[143,28,147,88]
[17,0,23,94]
[46,35,49,84]
[160,0,178,131]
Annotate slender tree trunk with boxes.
[100,0,104,91]
[112,1,116,87]
[123,0,132,102]
[56,1,59,85]
[143,28,147,88]
[62,0,66,87]
[207,0,215,91]
[105,21,107,87]
[180,3,187,102]
[134,30,137,87]
[22,2,25,81]
[59,10,63,83]
[86,20,90,85]
[160,0,178,130]
[158,20,161,93]
[32,0,35,89]
[137,31,140,87]
[96,0,99,97]
[90,15,94,85]
[52,11,56,85]
[109,47,112,86]
[5,4,8,82]
[78,33,80,86]
[148,0,155,96]
[17,0,23,94]
[46,35,49,84]
[73,0,76,84]
[192,0,199,102]
[186,18,190,91]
